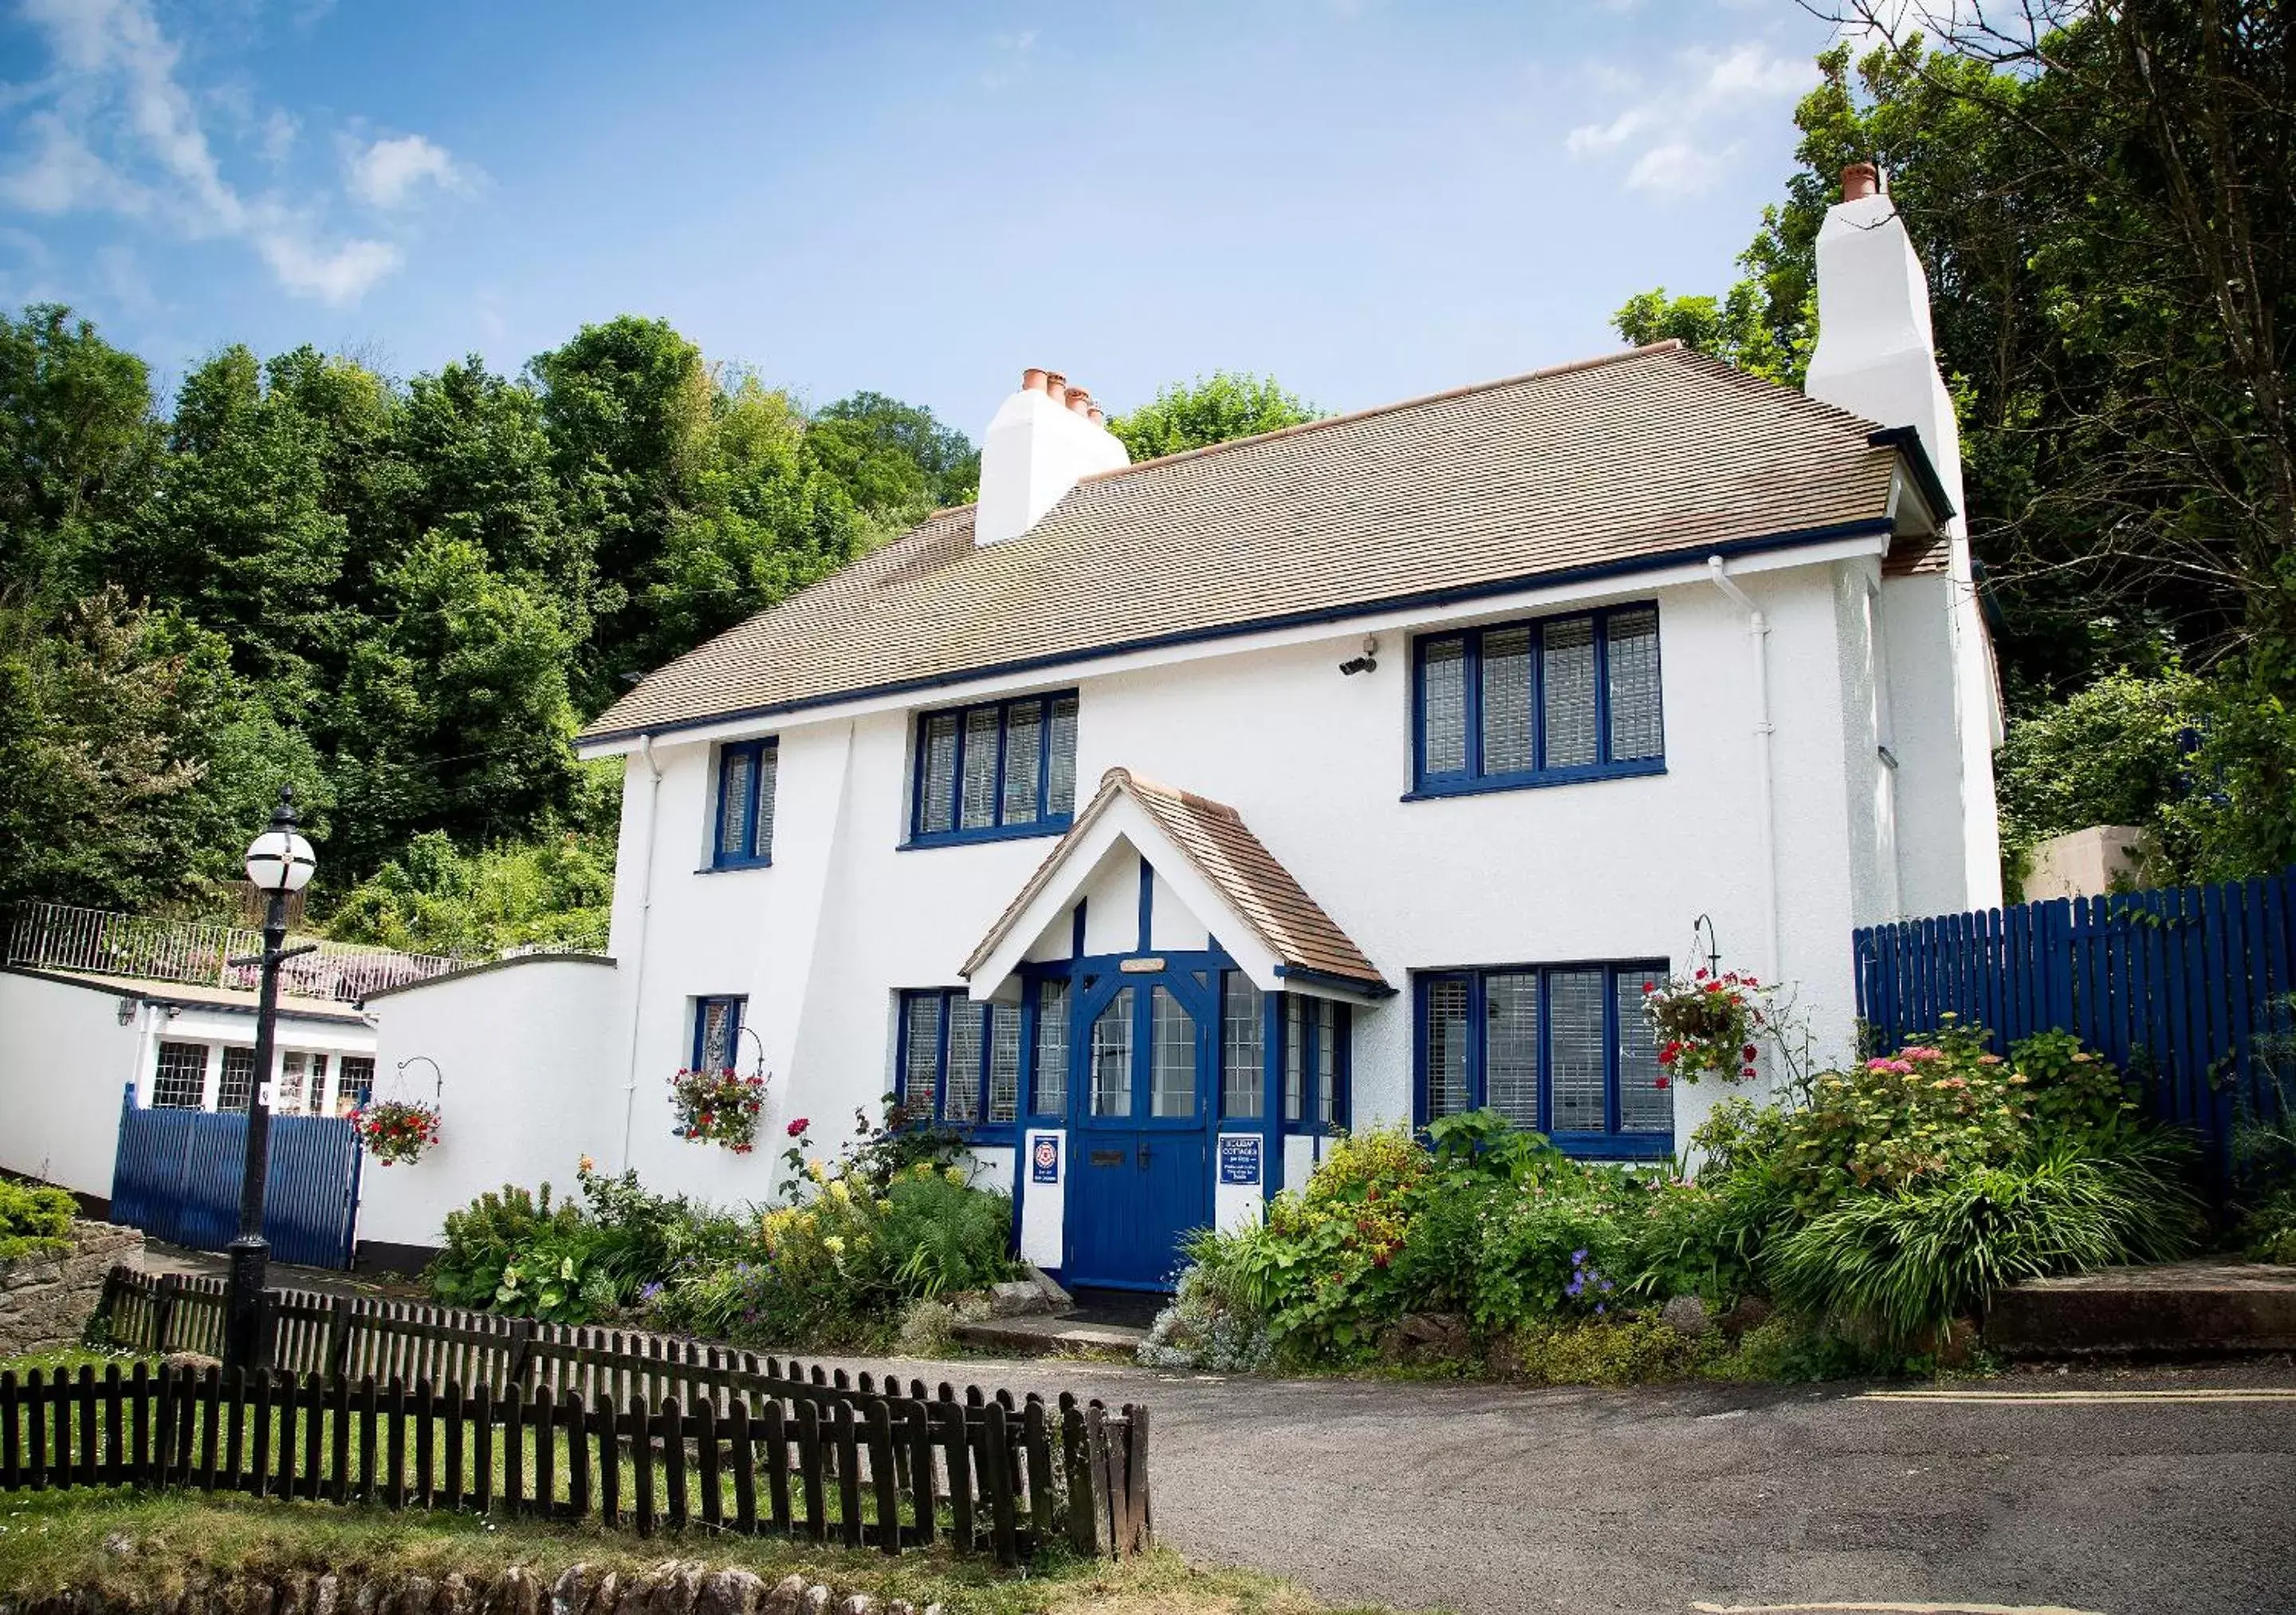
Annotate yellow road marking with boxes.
[1691,1603,2109,1614]
[1858,1387,2296,1405]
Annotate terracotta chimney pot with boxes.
[1043,371,1067,399]
[1842,162,1881,202]
[1066,386,1092,415]
[1021,367,1048,394]
[1087,405,1106,426]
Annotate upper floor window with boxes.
[693,995,746,1072]
[1413,605,1663,796]
[910,692,1077,846]
[713,739,777,868]
[1416,961,1672,1156]
[897,988,1022,1131]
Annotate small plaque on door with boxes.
[1089,1149,1126,1168]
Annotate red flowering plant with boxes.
[350,1099,440,1165]
[1641,968,1775,1086]
[668,1065,767,1153]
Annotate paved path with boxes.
[849,1354,2296,1615]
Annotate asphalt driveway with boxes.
[853,1355,2296,1615]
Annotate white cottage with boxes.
[363,168,2001,1288]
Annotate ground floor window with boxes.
[693,996,745,1072]
[1415,960,1672,1155]
[337,1055,375,1114]
[151,1041,207,1109]
[278,1051,329,1114]
[898,988,1020,1132]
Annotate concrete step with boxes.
[951,1313,1148,1358]
[1987,1259,2296,1357]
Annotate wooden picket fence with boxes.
[56,1267,1150,1562]
[1854,868,2296,1184]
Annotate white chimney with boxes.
[1804,163,1965,536]
[974,367,1130,545]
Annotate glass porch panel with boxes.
[1001,701,1043,824]
[718,747,753,856]
[1150,986,1197,1118]
[945,1001,983,1123]
[1617,970,1674,1133]
[1480,625,1533,774]
[1548,969,1606,1132]
[1543,616,1598,768]
[987,1002,1021,1123]
[960,707,1001,830]
[1221,973,1264,1119]
[1606,608,1663,762]
[1421,637,1467,775]
[918,713,958,835]
[1283,996,1305,1120]
[1089,988,1133,1116]
[1424,977,1471,1119]
[1032,977,1069,1116]
[1484,971,1540,1128]
[1315,1000,1341,1127]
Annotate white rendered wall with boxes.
[570,561,1891,1216]
[360,957,620,1252]
[0,972,140,1201]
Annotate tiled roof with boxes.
[583,343,1901,742]
[962,768,1387,993]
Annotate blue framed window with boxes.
[1414,961,1672,1157]
[897,988,1022,1134]
[1220,973,1265,1120]
[693,996,745,1071]
[712,739,777,867]
[1411,604,1663,796]
[1276,992,1349,1134]
[909,691,1077,846]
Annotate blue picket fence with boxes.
[1853,869,2296,1177]
[108,1087,364,1268]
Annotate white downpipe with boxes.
[618,734,663,1172]
[1707,557,1782,980]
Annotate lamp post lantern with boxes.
[222,785,317,1373]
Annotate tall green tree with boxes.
[0,307,161,603]
[1107,372,1323,462]
[804,390,980,531]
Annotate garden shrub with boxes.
[1494,1316,1704,1386]
[0,1180,75,1262]
[1138,1228,1276,1371]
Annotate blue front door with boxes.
[1064,967,1216,1289]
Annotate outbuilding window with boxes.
[712,739,777,868]
[1415,961,1673,1156]
[1412,605,1664,796]
[910,692,1077,846]
[151,1042,208,1110]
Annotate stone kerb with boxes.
[0,1218,144,1358]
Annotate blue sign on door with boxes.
[1031,1134,1060,1183]
[1218,1134,1261,1186]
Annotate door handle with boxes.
[1137,1145,1151,1169]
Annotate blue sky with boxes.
[0,1,1847,434]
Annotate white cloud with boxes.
[0,0,446,305]
[1563,39,1816,199]
[345,133,462,209]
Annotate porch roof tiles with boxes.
[580,342,1909,743]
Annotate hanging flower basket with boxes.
[669,1067,766,1153]
[1641,969,1772,1085]
[351,1099,440,1165]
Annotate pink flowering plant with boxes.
[1642,968,1775,1085]
[669,1065,767,1153]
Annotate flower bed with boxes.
[1146,1021,2203,1378]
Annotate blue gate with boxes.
[108,1086,364,1268]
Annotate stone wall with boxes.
[0,1220,142,1358]
[0,1560,938,1615]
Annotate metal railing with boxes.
[3,901,468,1004]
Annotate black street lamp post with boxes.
[222,786,318,1373]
